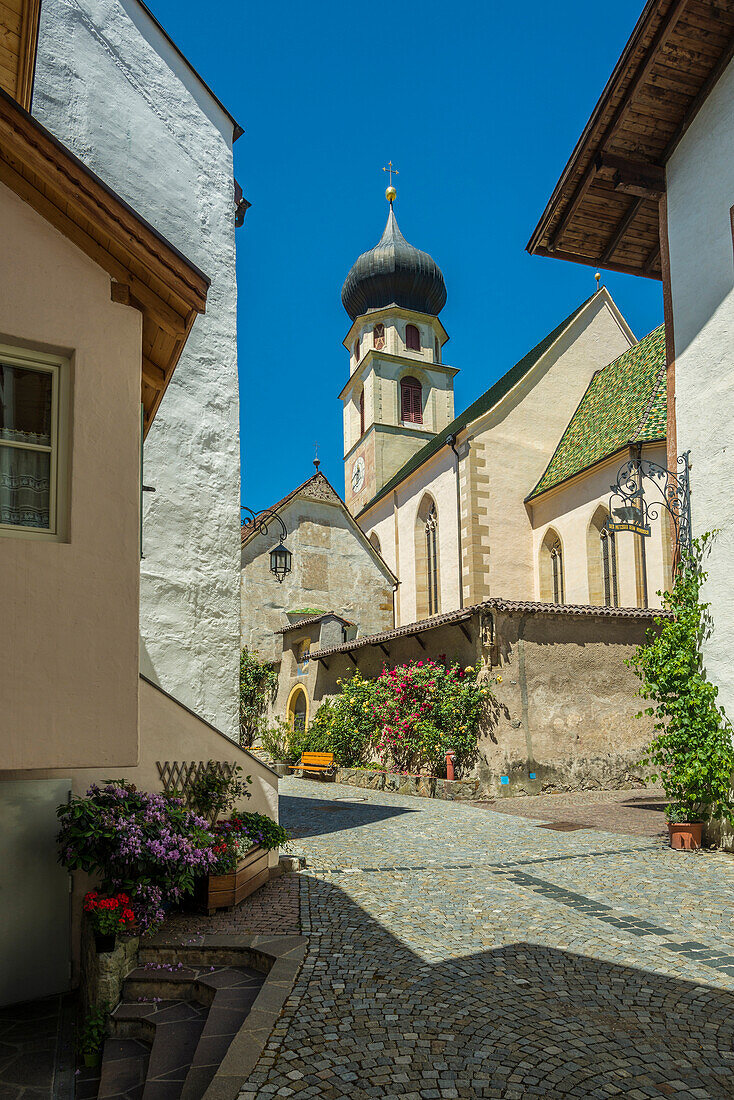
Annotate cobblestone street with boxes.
[239,778,734,1099]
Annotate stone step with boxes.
[110,999,207,1100]
[180,967,264,1100]
[97,1037,149,1100]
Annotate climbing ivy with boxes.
[239,648,278,747]
[629,533,734,824]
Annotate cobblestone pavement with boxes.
[162,872,301,936]
[236,779,734,1099]
[475,788,668,839]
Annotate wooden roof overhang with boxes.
[527,0,734,279]
[0,0,40,111]
[0,87,209,435]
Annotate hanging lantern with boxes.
[269,541,292,583]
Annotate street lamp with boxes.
[241,505,292,583]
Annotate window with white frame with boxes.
[0,346,67,537]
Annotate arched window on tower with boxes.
[353,337,360,364]
[373,323,385,350]
[415,495,440,619]
[539,528,564,604]
[405,324,420,351]
[435,335,441,362]
[369,531,381,555]
[401,376,422,424]
[359,390,365,437]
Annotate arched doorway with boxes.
[286,685,309,731]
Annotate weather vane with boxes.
[383,161,399,203]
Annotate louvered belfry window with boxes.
[406,324,420,351]
[373,323,385,350]
[401,376,422,424]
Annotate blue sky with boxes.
[153,0,662,510]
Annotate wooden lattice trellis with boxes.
[156,760,240,810]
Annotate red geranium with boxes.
[83,891,136,937]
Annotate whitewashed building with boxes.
[32,0,244,736]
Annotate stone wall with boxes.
[80,920,139,1016]
[303,603,659,796]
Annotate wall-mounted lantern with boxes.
[241,505,292,583]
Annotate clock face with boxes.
[351,456,365,494]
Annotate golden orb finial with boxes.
[386,185,397,204]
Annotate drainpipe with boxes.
[446,434,464,609]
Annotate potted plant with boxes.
[629,534,734,850]
[83,891,136,952]
[205,811,289,914]
[79,1005,108,1067]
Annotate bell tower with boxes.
[340,180,457,515]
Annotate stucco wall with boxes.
[33,0,241,737]
[667,55,734,713]
[529,444,669,609]
[297,606,657,794]
[241,488,395,664]
[0,182,142,769]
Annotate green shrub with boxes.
[307,673,378,766]
[629,533,734,823]
[79,1005,108,1056]
[240,649,278,747]
[188,762,251,823]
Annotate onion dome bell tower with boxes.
[340,180,457,515]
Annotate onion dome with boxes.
[341,203,447,321]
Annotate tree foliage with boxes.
[629,533,734,823]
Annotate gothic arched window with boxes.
[373,323,385,350]
[540,528,564,604]
[401,376,422,424]
[415,495,439,619]
[405,324,420,351]
[600,528,618,607]
[359,390,365,437]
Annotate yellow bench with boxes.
[293,751,336,777]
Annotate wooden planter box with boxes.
[206,844,269,915]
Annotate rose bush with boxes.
[305,671,378,766]
[371,658,490,774]
[57,782,217,932]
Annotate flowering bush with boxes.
[210,811,289,874]
[57,782,217,933]
[305,672,378,766]
[83,891,136,936]
[371,659,491,774]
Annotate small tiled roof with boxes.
[528,325,666,502]
[307,597,667,660]
[357,291,602,518]
[275,612,352,634]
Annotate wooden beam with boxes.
[347,650,358,666]
[643,242,661,276]
[142,356,166,388]
[378,643,390,657]
[533,244,662,282]
[412,634,426,650]
[547,0,687,250]
[663,28,734,164]
[601,196,647,263]
[459,622,472,643]
[596,153,665,198]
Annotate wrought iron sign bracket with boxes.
[608,442,692,561]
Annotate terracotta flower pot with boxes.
[668,822,703,850]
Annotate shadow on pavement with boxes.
[279,793,418,839]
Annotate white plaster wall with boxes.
[667,56,734,714]
[529,445,669,609]
[33,0,241,736]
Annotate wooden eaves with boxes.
[0,86,209,435]
[527,0,734,278]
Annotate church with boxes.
[242,183,672,754]
[341,185,670,623]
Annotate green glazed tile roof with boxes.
[528,324,666,501]
[358,292,599,518]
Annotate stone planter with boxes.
[335,767,479,801]
[94,931,117,954]
[206,844,269,915]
